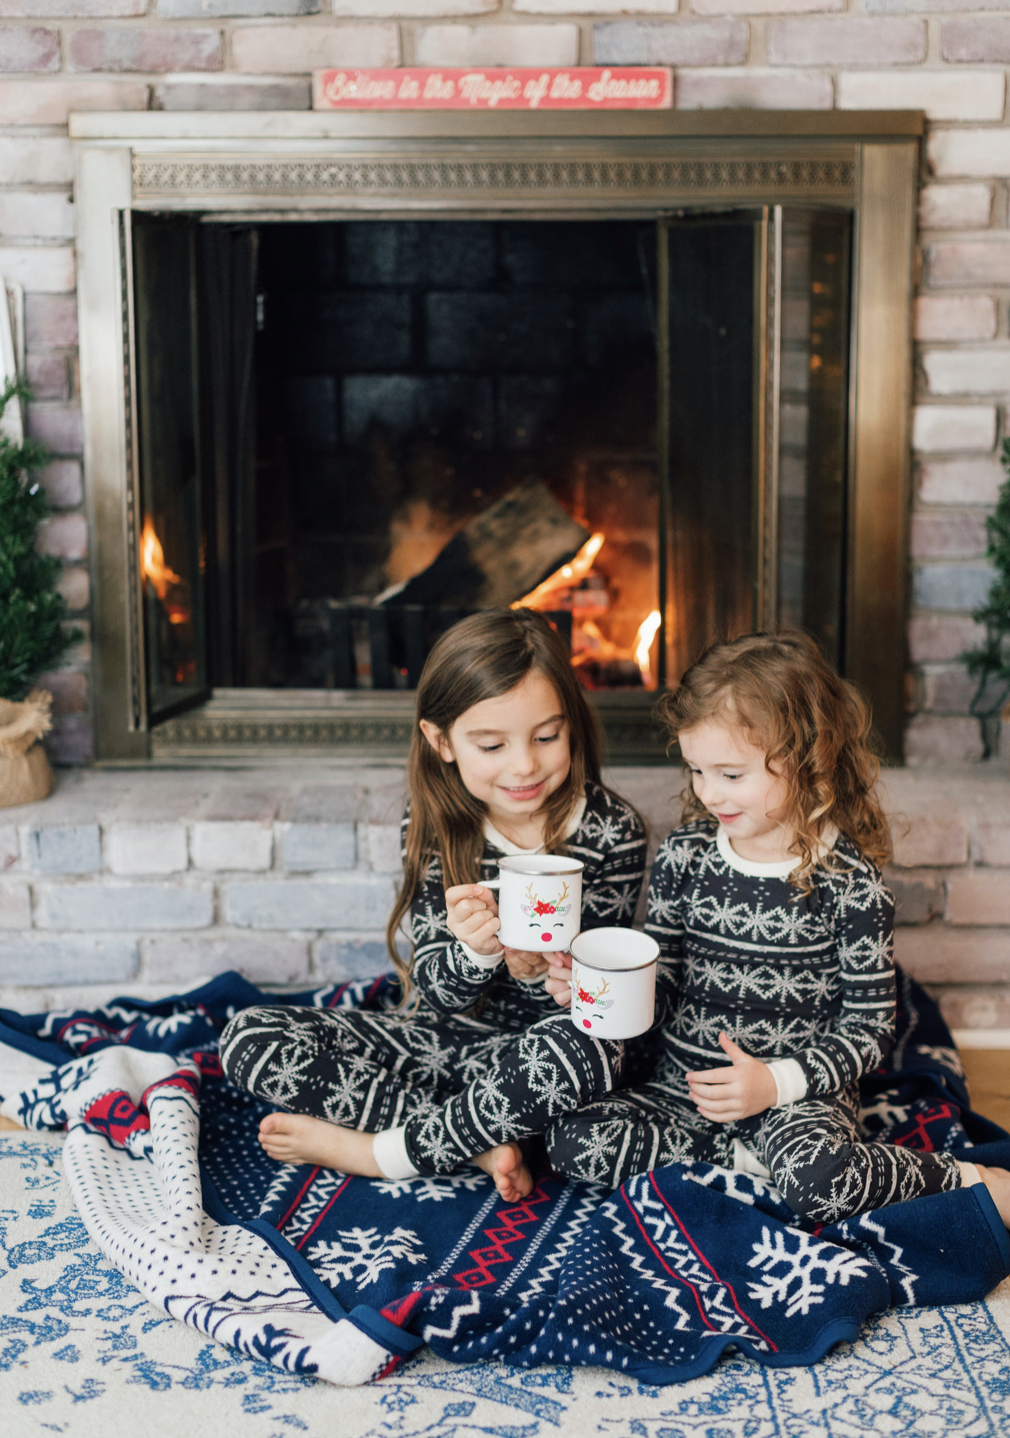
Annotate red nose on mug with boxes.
[569,927,659,1040]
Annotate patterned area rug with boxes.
[4,1132,1010,1438]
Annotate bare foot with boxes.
[974,1164,1010,1227]
[258,1112,383,1176]
[473,1141,534,1203]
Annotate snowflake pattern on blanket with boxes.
[0,968,1007,1387]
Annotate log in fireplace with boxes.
[73,109,920,763]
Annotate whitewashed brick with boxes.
[904,715,985,765]
[0,936,137,986]
[975,824,1010,867]
[67,27,223,72]
[768,17,924,65]
[913,563,994,610]
[0,138,70,184]
[838,70,1005,122]
[0,193,73,241]
[415,23,579,66]
[922,347,1010,397]
[232,23,399,73]
[106,822,188,875]
[361,822,402,873]
[919,456,1005,506]
[192,820,272,871]
[225,875,395,929]
[529,0,677,10]
[57,566,89,610]
[915,296,996,342]
[911,512,987,560]
[871,0,1010,9]
[314,935,398,980]
[942,17,1010,64]
[0,77,148,124]
[912,405,997,453]
[27,824,100,873]
[919,184,993,231]
[0,247,74,293]
[38,882,213,930]
[158,0,315,14]
[594,18,747,63]
[0,25,58,70]
[946,870,1010,925]
[0,827,18,871]
[895,926,1010,984]
[676,66,831,109]
[927,239,1010,289]
[892,813,969,867]
[281,822,356,871]
[908,615,985,663]
[152,74,308,108]
[334,0,494,12]
[0,0,143,12]
[0,885,31,929]
[141,933,309,983]
[929,129,1010,178]
[694,0,840,12]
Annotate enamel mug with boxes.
[481,855,584,952]
[569,927,659,1040]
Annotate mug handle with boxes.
[477,877,500,889]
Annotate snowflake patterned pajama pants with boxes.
[545,1082,963,1223]
[219,1004,623,1176]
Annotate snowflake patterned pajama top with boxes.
[546,820,968,1221]
[220,781,647,1179]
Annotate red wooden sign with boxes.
[312,67,672,112]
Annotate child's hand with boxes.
[544,952,573,1008]
[502,948,552,982]
[685,1033,777,1122]
[446,883,502,958]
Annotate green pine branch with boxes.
[0,379,79,701]
[963,435,1010,752]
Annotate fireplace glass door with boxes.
[128,208,852,726]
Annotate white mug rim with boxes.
[570,927,660,973]
[497,855,585,877]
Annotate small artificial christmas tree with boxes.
[964,434,1010,757]
[0,380,76,701]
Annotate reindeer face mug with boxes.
[569,927,660,1040]
[481,855,583,952]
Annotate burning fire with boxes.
[634,611,662,687]
[141,518,183,602]
[512,532,606,611]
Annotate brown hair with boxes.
[385,608,604,1001]
[655,631,891,890]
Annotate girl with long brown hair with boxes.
[546,631,1010,1226]
[220,608,646,1201]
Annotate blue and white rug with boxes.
[4,1131,1010,1438]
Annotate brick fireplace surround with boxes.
[2,0,1010,1018]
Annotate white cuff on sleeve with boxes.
[373,1126,421,1181]
[458,940,505,971]
[957,1160,984,1188]
[767,1057,808,1107]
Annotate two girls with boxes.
[220,608,646,1202]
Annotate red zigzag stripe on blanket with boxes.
[451,1184,554,1289]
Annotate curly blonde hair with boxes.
[655,631,891,890]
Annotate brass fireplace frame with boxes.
[71,108,922,764]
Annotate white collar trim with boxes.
[483,791,587,856]
[715,822,838,878]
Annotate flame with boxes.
[634,611,662,686]
[512,532,606,610]
[141,518,183,602]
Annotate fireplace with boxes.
[73,110,920,763]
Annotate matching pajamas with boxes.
[220,781,647,1177]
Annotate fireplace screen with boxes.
[131,209,851,726]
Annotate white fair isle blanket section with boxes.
[3,1132,1010,1438]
